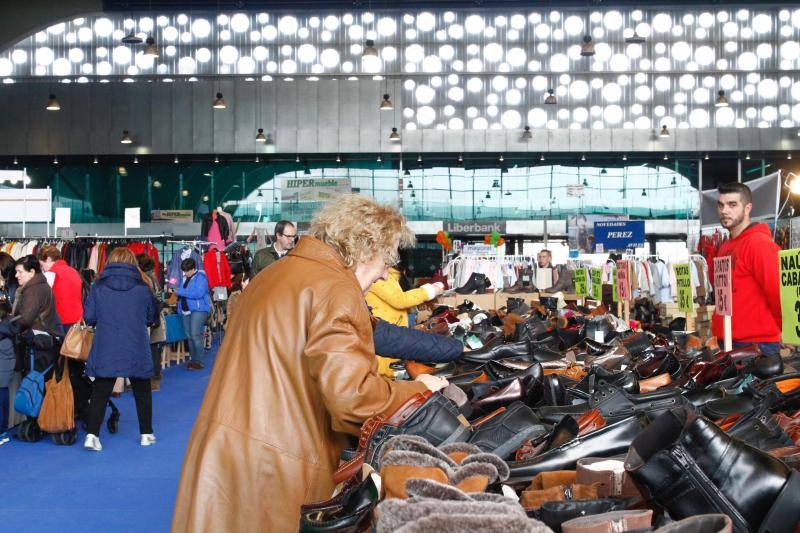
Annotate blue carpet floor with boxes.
[0,339,220,533]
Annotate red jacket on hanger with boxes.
[203,247,232,288]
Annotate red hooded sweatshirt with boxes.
[711,223,781,343]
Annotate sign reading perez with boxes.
[444,221,507,235]
[593,220,645,253]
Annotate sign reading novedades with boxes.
[673,263,694,314]
[594,220,645,253]
[779,249,800,344]
[713,256,732,317]
[591,268,602,301]
[574,268,588,297]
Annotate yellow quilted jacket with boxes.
[366,268,431,377]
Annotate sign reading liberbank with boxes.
[444,221,507,234]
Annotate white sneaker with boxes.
[140,433,157,446]
[84,434,102,451]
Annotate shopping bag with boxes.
[60,320,94,361]
[38,357,75,433]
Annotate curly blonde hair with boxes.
[309,194,415,268]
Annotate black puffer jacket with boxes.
[373,318,463,364]
[200,212,230,243]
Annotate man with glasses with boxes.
[252,221,297,277]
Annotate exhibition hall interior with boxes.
[1,1,800,532]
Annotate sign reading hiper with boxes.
[673,263,694,314]
[713,256,732,317]
[574,268,588,297]
[779,249,800,344]
[591,268,603,301]
[281,178,352,203]
[594,220,645,253]
[616,261,631,301]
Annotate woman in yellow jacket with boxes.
[366,267,444,376]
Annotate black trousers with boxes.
[86,377,152,436]
[150,343,162,379]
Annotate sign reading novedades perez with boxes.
[593,220,645,253]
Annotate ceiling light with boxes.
[715,90,729,107]
[256,128,266,142]
[522,125,532,139]
[545,89,557,104]
[583,178,589,186]
[214,155,219,163]
[485,191,491,199]
[417,154,423,163]
[46,94,60,111]
[622,154,628,161]
[174,155,179,164]
[581,154,586,161]
[255,156,260,163]
[492,179,500,188]
[498,154,504,163]
[336,154,341,163]
[12,157,17,165]
[600,168,608,175]
[303,167,311,175]
[144,36,159,57]
[202,195,209,202]
[93,156,98,164]
[294,154,301,163]
[122,32,143,45]
[540,154,545,161]
[788,153,793,160]
[152,179,161,188]
[407,180,413,189]
[256,189,263,198]
[641,189,647,197]
[410,190,416,198]
[363,39,378,58]
[120,130,132,144]
[625,31,645,44]
[660,125,670,137]
[53,156,58,165]
[581,35,595,57]
[458,153,463,163]
[377,154,382,162]
[745,153,751,160]
[181,189,189,197]
[663,153,669,160]
[704,153,710,160]
[404,168,410,176]
[213,92,226,109]
[133,156,139,164]
[380,93,393,110]
[389,127,401,141]
[671,176,677,185]
[504,190,511,196]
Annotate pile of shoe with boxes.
[379,297,800,531]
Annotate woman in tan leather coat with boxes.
[172,195,447,532]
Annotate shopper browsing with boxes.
[535,249,574,294]
[251,220,297,276]
[38,245,83,334]
[172,195,447,532]
[82,248,159,452]
[711,182,782,354]
[0,302,13,445]
[170,258,211,371]
[137,254,165,391]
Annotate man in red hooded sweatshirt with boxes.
[711,182,782,356]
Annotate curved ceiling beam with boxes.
[0,0,102,52]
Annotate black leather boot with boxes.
[468,401,550,459]
[625,407,800,532]
[725,405,794,450]
[455,272,489,294]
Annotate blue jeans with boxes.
[181,312,209,364]
[733,342,781,356]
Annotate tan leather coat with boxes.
[171,236,427,532]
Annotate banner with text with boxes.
[574,268,588,297]
[713,256,732,316]
[281,178,352,203]
[612,267,619,302]
[567,214,628,253]
[444,220,506,235]
[674,263,694,314]
[593,220,645,253]
[591,268,602,301]
[779,249,800,344]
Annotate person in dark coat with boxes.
[372,317,463,364]
[82,248,159,452]
[12,255,61,372]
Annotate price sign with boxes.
[591,268,602,301]
[574,268,588,296]
[779,249,800,344]
[612,267,619,303]
[616,261,631,301]
[713,256,732,316]
[673,263,694,314]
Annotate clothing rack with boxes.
[77,234,171,241]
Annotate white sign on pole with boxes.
[54,207,71,229]
[0,188,51,222]
[124,207,141,230]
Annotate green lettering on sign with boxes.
[591,268,602,301]
[779,249,800,344]
[673,263,694,314]
[612,267,618,303]
[574,268,588,297]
